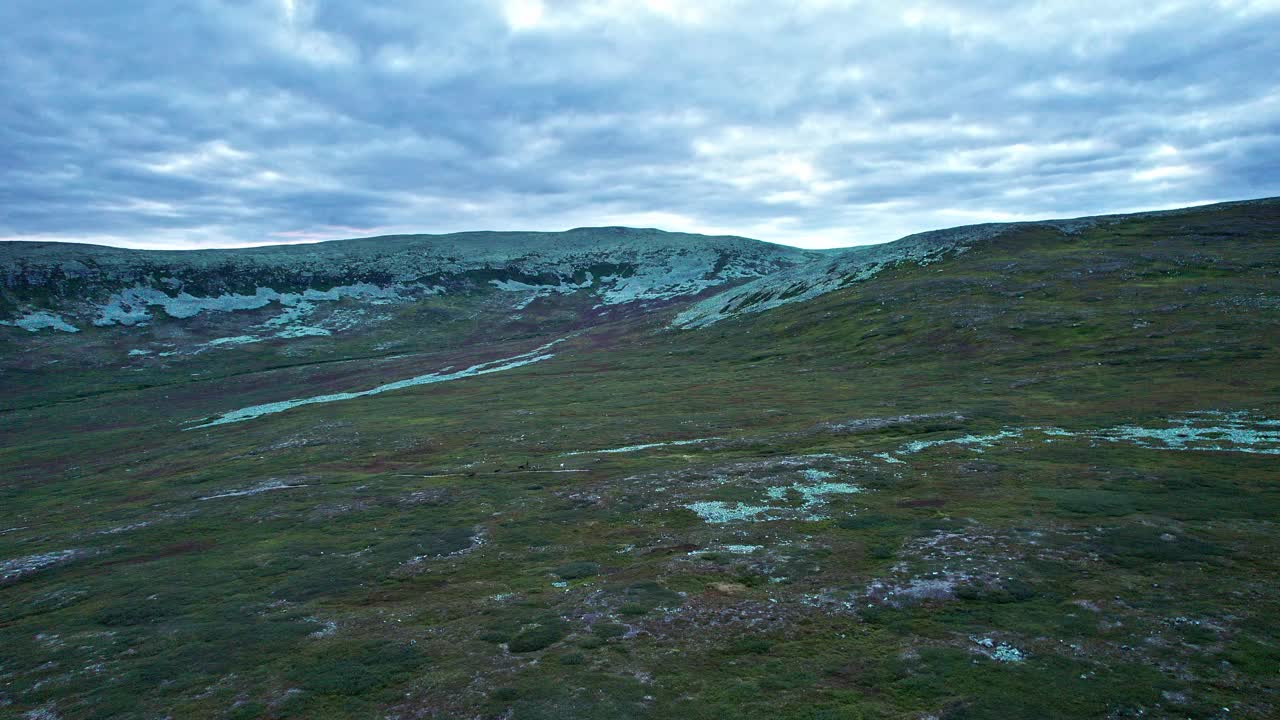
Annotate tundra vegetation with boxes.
[1,200,1278,719]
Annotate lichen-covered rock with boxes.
[0,228,818,334]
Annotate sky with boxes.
[1,1,1278,250]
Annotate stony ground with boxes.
[2,201,1278,719]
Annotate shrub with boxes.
[1094,526,1224,563]
[593,622,627,639]
[1038,489,1138,516]
[727,638,772,655]
[554,561,600,579]
[508,619,568,652]
[93,597,183,626]
[956,578,1037,603]
[868,542,896,559]
[620,580,681,611]
[837,515,893,530]
[289,641,425,696]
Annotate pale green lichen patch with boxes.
[683,502,779,524]
[188,336,570,428]
[795,482,863,518]
[1,549,88,582]
[273,326,331,339]
[971,636,1026,662]
[201,335,261,349]
[2,311,80,333]
[93,283,411,327]
[1092,411,1280,455]
[900,429,1025,455]
[878,413,1280,461]
[685,468,864,524]
[562,437,722,456]
[993,644,1025,663]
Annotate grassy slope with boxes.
[1,200,1278,719]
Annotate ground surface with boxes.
[2,200,1278,719]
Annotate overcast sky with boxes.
[1,1,1278,250]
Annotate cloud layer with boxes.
[2,0,1278,249]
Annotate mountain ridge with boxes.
[6,197,1276,353]
[0,226,818,340]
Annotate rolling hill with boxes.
[1,198,1278,720]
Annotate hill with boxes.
[1,226,815,330]
[1,199,1278,719]
[0,227,815,408]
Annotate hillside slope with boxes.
[1,199,1278,720]
[1,225,814,341]
[0,228,814,408]
[674,197,1279,327]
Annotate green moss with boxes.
[553,561,600,579]
[3,200,1280,717]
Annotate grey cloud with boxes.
[1,0,1278,249]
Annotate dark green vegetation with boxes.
[2,200,1279,719]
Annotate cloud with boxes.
[0,0,1277,250]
